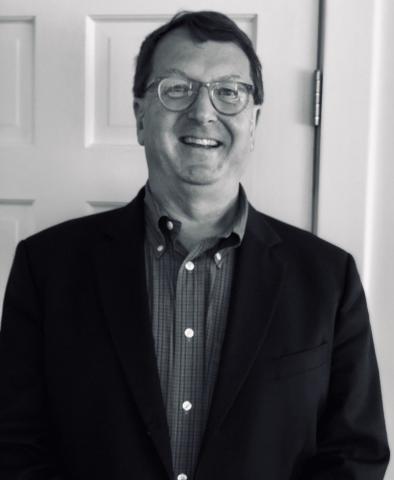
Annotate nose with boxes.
[186,85,217,124]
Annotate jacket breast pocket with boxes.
[270,342,329,380]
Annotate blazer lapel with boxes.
[92,191,173,478]
[199,206,287,459]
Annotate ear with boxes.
[249,106,261,133]
[249,106,261,152]
[254,105,261,126]
[133,98,146,146]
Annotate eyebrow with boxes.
[160,68,243,81]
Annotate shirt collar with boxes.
[144,182,249,257]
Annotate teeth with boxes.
[181,136,220,147]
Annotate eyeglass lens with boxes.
[157,77,251,115]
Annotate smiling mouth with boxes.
[179,136,222,148]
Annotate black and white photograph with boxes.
[0,1,392,479]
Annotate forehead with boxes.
[150,28,252,82]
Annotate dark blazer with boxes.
[0,188,390,480]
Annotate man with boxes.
[0,10,390,480]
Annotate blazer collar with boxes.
[245,202,283,248]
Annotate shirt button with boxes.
[184,328,194,339]
[215,252,222,262]
[185,261,195,271]
[157,245,164,252]
[177,474,188,480]
[182,401,192,412]
[166,220,174,231]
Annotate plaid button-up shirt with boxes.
[144,184,248,480]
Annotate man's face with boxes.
[134,28,260,192]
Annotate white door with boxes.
[0,0,320,311]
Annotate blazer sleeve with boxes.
[0,240,66,480]
[304,254,390,479]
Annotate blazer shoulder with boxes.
[251,207,351,265]
[21,188,145,251]
[250,210,357,298]
[23,205,126,249]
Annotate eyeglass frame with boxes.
[144,76,256,116]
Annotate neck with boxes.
[148,178,240,249]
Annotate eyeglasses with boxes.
[145,76,255,115]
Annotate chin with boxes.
[181,167,223,186]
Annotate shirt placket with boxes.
[169,246,207,480]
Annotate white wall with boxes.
[365,1,394,477]
[319,0,393,476]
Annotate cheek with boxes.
[230,127,253,154]
[226,113,255,149]
[147,109,179,141]
[144,117,180,164]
